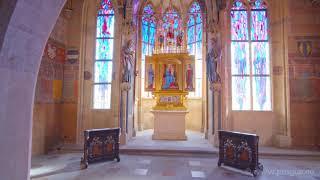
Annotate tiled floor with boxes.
[121,129,215,152]
[31,153,320,180]
[120,130,320,158]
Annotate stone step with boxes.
[58,143,320,160]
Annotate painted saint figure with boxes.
[147,64,154,89]
[186,64,194,90]
[162,64,178,89]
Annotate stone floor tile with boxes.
[191,170,206,178]
[133,168,148,176]
[189,161,201,166]
[162,169,176,176]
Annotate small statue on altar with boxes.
[158,34,164,49]
[166,26,175,46]
[186,64,194,90]
[147,64,154,89]
[176,31,183,48]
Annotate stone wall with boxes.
[288,0,320,148]
[0,0,17,51]
[32,12,69,155]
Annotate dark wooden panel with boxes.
[81,128,120,169]
[218,130,263,177]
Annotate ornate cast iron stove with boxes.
[218,130,263,176]
[80,128,120,169]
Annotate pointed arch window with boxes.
[93,0,115,109]
[231,0,271,111]
[187,1,203,97]
[141,4,156,97]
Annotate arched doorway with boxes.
[0,0,66,179]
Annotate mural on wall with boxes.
[35,39,65,103]
[289,36,320,102]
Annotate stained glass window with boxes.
[93,0,114,109]
[141,4,156,98]
[231,0,271,111]
[187,1,203,97]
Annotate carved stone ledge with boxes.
[210,82,222,92]
[120,82,131,91]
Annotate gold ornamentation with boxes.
[144,53,195,111]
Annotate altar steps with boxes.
[56,143,320,160]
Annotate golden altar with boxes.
[145,53,195,140]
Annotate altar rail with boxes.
[218,130,263,176]
[80,128,120,169]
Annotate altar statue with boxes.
[167,26,174,46]
[147,64,154,89]
[159,34,164,49]
[186,64,194,90]
[176,31,183,48]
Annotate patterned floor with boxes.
[31,153,320,180]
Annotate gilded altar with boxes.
[145,53,195,111]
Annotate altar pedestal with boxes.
[151,110,188,140]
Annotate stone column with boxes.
[211,83,222,147]
[120,82,130,144]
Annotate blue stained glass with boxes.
[93,84,112,109]
[142,24,149,42]
[98,0,114,15]
[188,16,195,26]
[142,4,156,25]
[231,10,248,40]
[231,42,249,75]
[188,44,195,55]
[196,41,202,59]
[163,8,181,31]
[96,39,113,60]
[187,26,195,44]
[94,61,112,83]
[196,24,202,41]
[251,10,268,40]
[252,42,269,75]
[251,0,267,9]
[232,76,251,110]
[189,2,201,13]
[189,2,202,23]
[253,77,271,110]
[232,1,246,10]
[196,13,202,23]
[149,27,156,45]
[142,43,148,57]
[96,15,114,38]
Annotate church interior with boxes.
[0,0,320,179]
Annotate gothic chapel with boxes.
[0,0,319,179]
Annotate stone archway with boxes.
[0,0,66,179]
